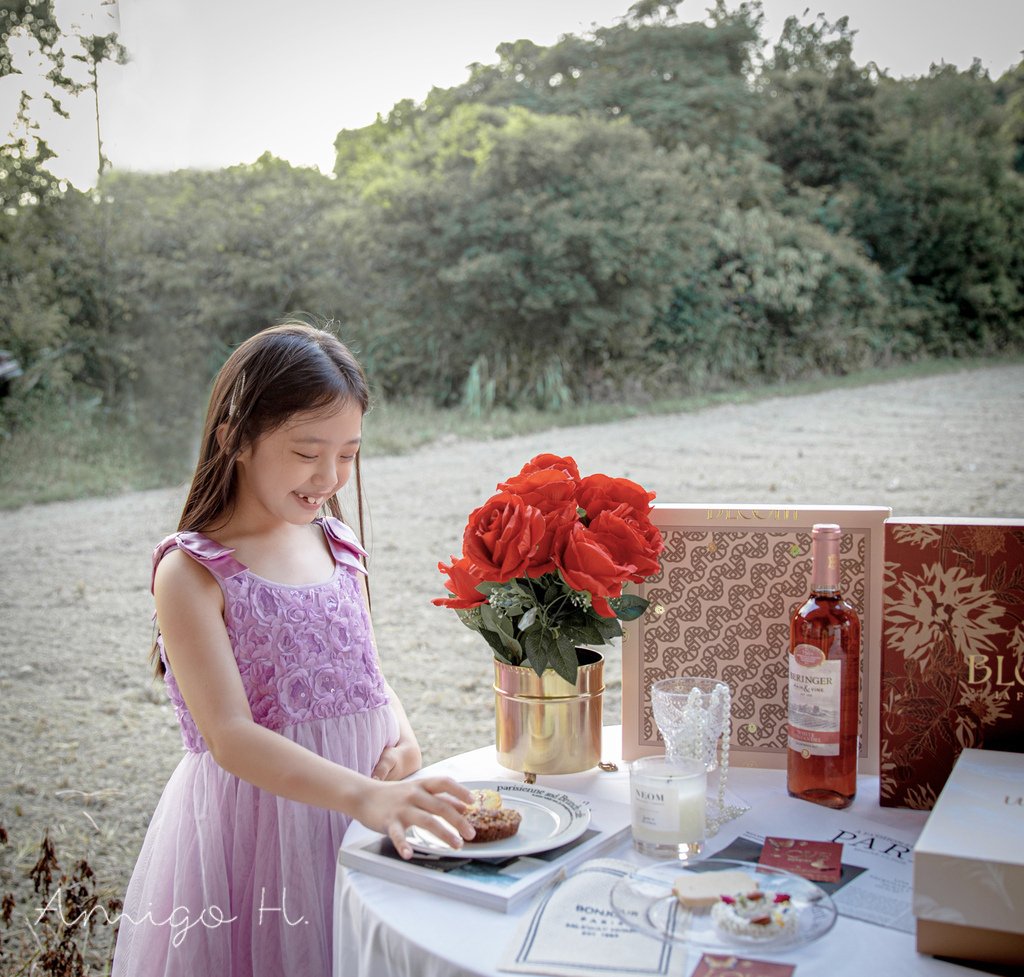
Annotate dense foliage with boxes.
[2,1,1023,455]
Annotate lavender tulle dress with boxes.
[111,518,398,977]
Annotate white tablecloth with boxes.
[334,727,984,977]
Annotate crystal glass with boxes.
[650,676,748,833]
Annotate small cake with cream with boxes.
[465,788,522,843]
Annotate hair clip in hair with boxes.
[228,370,247,419]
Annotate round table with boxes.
[334,726,982,977]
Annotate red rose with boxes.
[577,473,663,565]
[498,467,578,518]
[517,453,581,483]
[577,473,656,522]
[497,468,580,575]
[432,555,488,610]
[554,521,635,617]
[587,509,662,583]
[463,492,549,582]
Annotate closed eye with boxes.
[295,452,317,460]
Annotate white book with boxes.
[338,787,632,913]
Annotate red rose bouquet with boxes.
[434,453,664,683]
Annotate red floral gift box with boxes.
[880,517,1024,809]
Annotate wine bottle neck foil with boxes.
[811,523,842,593]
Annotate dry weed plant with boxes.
[0,824,121,976]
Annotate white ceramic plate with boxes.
[405,780,592,858]
[609,858,838,953]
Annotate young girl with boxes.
[112,322,474,976]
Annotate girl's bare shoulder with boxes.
[154,545,223,604]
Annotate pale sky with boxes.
[3,1,1023,189]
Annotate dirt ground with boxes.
[1,364,1023,960]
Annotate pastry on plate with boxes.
[465,788,522,843]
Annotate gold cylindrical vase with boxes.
[493,649,604,776]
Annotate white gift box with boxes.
[913,748,1024,965]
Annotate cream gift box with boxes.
[621,503,890,771]
[913,748,1024,965]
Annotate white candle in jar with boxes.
[630,756,707,860]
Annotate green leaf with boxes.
[553,635,580,684]
[479,603,502,632]
[523,631,551,676]
[498,630,523,657]
[479,604,509,637]
[570,624,606,645]
[591,614,623,640]
[491,646,517,667]
[479,628,510,661]
[455,608,483,632]
[609,594,650,621]
[480,605,523,657]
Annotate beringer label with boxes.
[788,645,841,756]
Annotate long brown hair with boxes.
[152,320,371,676]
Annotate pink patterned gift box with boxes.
[880,517,1024,809]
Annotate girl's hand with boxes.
[354,776,476,859]
[372,738,421,782]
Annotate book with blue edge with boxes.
[338,793,632,913]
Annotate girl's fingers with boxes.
[379,777,480,856]
[420,776,475,807]
[371,752,396,780]
[387,780,477,848]
[414,788,476,841]
[399,807,468,851]
[389,824,414,860]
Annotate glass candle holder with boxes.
[629,755,707,860]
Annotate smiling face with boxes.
[234,399,363,525]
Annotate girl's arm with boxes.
[154,549,475,858]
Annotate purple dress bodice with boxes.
[153,517,390,752]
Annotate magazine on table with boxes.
[710,796,918,933]
[338,791,632,913]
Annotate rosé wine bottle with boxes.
[787,524,861,809]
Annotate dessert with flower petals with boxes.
[710,889,795,939]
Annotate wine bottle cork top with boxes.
[812,523,841,536]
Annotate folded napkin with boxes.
[499,858,690,977]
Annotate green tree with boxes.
[758,11,878,188]
[72,30,129,179]
[1,1,131,408]
[337,105,711,406]
[97,155,351,456]
[849,64,1024,349]
[1,1,76,400]
[341,0,763,160]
